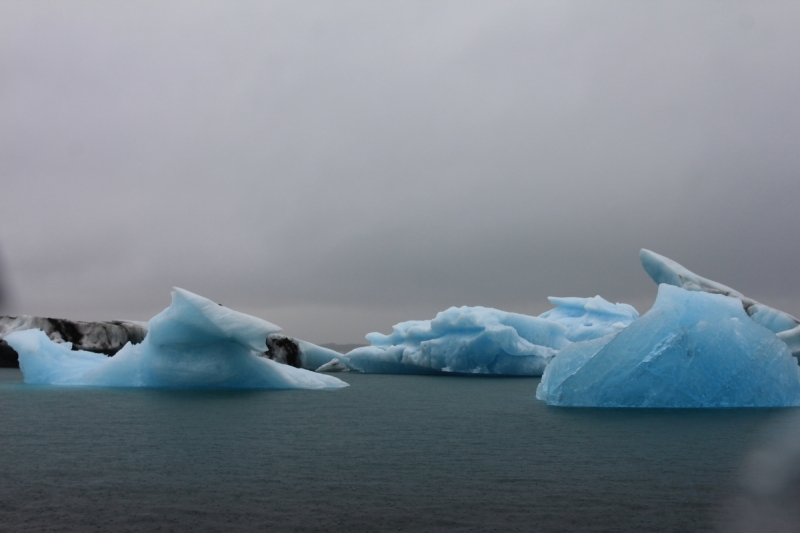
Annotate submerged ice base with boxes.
[537,285,800,407]
[342,297,638,376]
[5,288,347,390]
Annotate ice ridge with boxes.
[640,249,800,357]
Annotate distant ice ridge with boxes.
[340,298,638,376]
[5,288,347,390]
[539,296,638,342]
[537,284,800,407]
[640,249,800,357]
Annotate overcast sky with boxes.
[1,1,798,343]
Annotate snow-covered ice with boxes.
[640,249,800,357]
[341,299,637,376]
[537,284,800,407]
[5,288,347,390]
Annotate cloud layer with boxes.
[2,1,799,342]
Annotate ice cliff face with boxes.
[0,316,147,367]
[537,284,800,407]
[5,288,347,390]
[340,299,638,376]
[640,249,800,358]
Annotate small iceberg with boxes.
[341,298,638,376]
[537,284,800,408]
[5,288,347,390]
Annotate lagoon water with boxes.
[0,368,796,532]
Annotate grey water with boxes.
[0,369,795,532]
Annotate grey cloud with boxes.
[1,1,798,342]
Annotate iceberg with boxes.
[537,284,800,407]
[640,249,800,357]
[341,299,637,376]
[4,288,347,390]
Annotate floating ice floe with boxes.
[340,298,638,376]
[4,288,347,390]
[537,284,800,407]
[640,249,800,357]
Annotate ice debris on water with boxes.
[4,288,347,390]
[339,298,638,376]
[537,284,800,407]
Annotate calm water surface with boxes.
[0,368,795,532]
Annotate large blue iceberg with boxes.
[537,284,800,407]
[5,288,347,390]
[340,298,638,376]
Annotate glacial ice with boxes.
[0,315,147,368]
[341,298,638,376]
[5,288,347,390]
[265,334,343,371]
[640,249,800,357]
[539,296,638,342]
[315,358,349,372]
[537,284,800,407]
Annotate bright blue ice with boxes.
[537,284,800,407]
[640,249,800,355]
[342,299,637,376]
[538,296,638,342]
[5,288,347,390]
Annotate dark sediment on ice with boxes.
[0,316,148,368]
